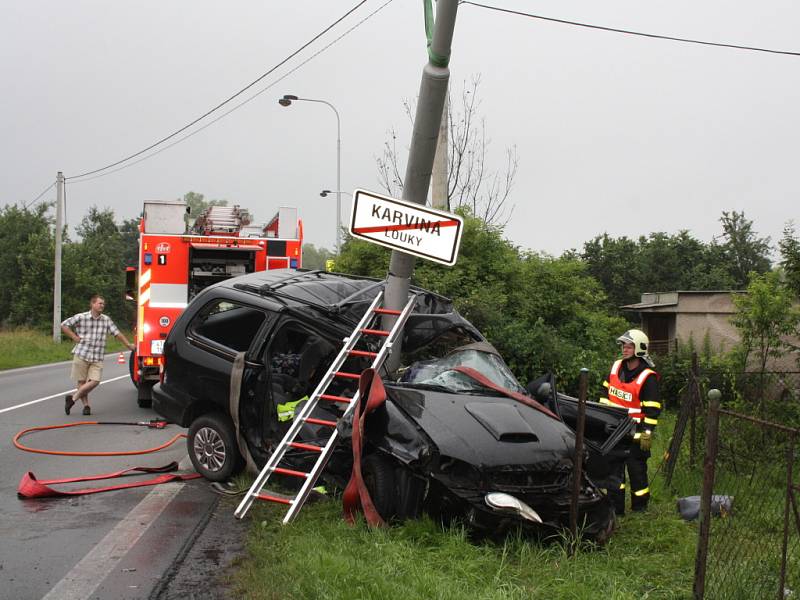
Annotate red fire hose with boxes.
[13,420,184,456]
[14,420,200,499]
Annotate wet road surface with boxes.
[0,356,244,599]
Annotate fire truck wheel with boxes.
[187,412,244,482]
[137,384,153,409]
[129,352,138,388]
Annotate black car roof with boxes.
[227,269,450,315]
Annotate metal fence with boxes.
[659,357,800,599]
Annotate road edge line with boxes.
[41,481,185,600]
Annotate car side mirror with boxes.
[534,382,552,401]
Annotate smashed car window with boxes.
[191,300,267,352]
[399,345,527,395]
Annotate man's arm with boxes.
[61,324,80,343]
[639,375,661,433]
[115,331,135,351]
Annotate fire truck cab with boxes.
[130,200,302,407]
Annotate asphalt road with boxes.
[0,355,237,600]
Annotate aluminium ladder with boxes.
[234,290,417,523]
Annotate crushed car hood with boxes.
[384,384,577,469]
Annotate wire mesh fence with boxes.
[659,356,800,599]
[698,409,798,599]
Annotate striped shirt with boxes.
[61,311,120,362]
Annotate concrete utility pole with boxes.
[52,171,64,342]
[431,93,449,210]
[383,0,459,370]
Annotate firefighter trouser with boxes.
[609,446,651,515]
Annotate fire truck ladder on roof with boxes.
[234,290,416,523]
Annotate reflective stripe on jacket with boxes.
[601,359,656,422]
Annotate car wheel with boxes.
[187,413,244,482]
[362,453,397,521]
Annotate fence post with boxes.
[693,389,721,600]
[779,435,796,600]
[570,368,589,549]
[689,352,699,468]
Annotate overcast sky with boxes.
[1,1,797,258]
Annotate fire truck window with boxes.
[191,300,267,352]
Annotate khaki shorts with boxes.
[71,356,103,382]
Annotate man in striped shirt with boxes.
[61,294,134,416]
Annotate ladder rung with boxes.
[349,349,378,358]
[374,307,401,315]
[304,417,338,427]
[273,467,309,479]
[361,328,390,336]
[320,394,352,404]
[289,441,323,452]
[334,371,360,380]
[257,493,293,505]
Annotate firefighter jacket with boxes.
[601,359,661,434]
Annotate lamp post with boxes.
[279,94,342,252]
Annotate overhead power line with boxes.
[68,0,396,185]
[65,0,369,181]
[462,1,800,57]
[23,181,56,209]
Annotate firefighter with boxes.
[600,329,661,515]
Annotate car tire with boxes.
[187,413,244,482]
[362,453,397,521]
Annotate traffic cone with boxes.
[117,352,125,364]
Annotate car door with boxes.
[182,297,271,412]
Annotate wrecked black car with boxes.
[152,270,635,541]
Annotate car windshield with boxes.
[398,348,527,395]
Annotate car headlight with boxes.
[485,492,542,523]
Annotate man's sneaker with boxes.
[82,405,91,416]
[65,395,75,415]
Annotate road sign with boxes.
[349,189,463,266]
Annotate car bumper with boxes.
[152,383,190,426]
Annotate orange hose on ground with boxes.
[13,421,187,457]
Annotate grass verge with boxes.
[0,327,134,370]
[232,416,698,599]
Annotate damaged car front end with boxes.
[359,343,624,542]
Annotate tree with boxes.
[731,271,799,373]
[730,271,800,415]
[779,221,800,297]
[376,76,518,226]
[301,243,333,270]
[716,210,771,288]
[64,207,130,327]
[0,203,52,326]
[181,191,227,219]
[119,217,140,268]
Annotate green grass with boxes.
[0,327,134,370]
[232,421,699,600]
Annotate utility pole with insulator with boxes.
[52,171,64,342]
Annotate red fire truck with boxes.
[127,200,303,407]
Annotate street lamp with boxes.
[279,94,342,252]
